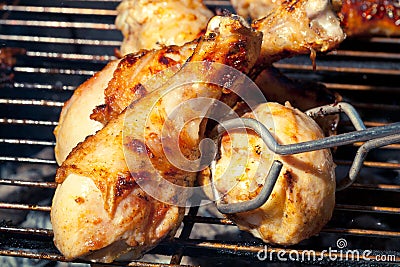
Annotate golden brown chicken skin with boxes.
[51,15,262,263]
[339,0,400,37]
[199,102,336,245]
[54,43,196,164]
[115,0,213,55]
[252,0,345,67]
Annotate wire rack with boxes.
[1,0,400,266]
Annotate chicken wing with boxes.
[339,0,400,37]
[51,15,262,263]
[252,0,345,66]
[199,102,336,245]
[115,0,213,55]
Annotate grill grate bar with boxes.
[170,206,200,265]
[0,19,117,30]
[335,204,400,214]
[0,250,65,262]
[174,239,400,262]
[0,156,57,164]
[350,183,400,191]
[325,83,400,93]
[323,228,400,238]
[0,34,121,46]
[1,5,118,15]
[352,142,400,150]
[0,179,57,188]
[335,160,400,169]
[275,63,400,75]
[13,67,96,77]
[0,249,195,267]
[2,222,400,241]
[351,102,400,112]
[369,37,400,44]
[0,202,51,212]
[0,138,55,146]
[0,226,53,236]
[25,51,115,62]
[329,50,400,60]
[0,118,58,126]
[11,82,76,91]
[0,98,64,107]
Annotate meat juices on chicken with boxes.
[199,102,336,245]
[51,15,262,263]
[115,0,214,55]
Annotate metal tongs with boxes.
[209,102,400,214]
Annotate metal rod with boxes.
[1,5,118,16]
[0,99,64,107]
[335,159,400,169]
[338,134,400,190]
[12,82,76,91]
[0,179,57,188]
[215,118,399,156]
[0,19,117,30]
[306,102,366,130]
[324,83,400,93]
[274,62,400,75]
[0,118,58,126]
[13,66,96,76]
[0,156,57,164]
[25,51,116,62]
[0,34,121,46]
[328,49,400,60]
[0,138,55,146]
[0,202,51,212]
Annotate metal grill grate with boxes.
[1,0,400,266]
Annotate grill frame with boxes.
[1,0,400,266]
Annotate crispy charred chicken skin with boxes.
[339,0,400,37]
[54,0,345,165]
[252,0,345,67]
[54,43,196,164]
[199,102,336,245]
[51,15,262,263]
[115,0,213,55]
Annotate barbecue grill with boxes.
[1,0,400,266]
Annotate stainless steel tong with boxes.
[209,102,400,214]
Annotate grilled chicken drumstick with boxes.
[54,43,197,164]
[55,0,344,165]
[51,15,262,263]
[199,102,336,245]
[115,0,213,55]
[54,0,212,164]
